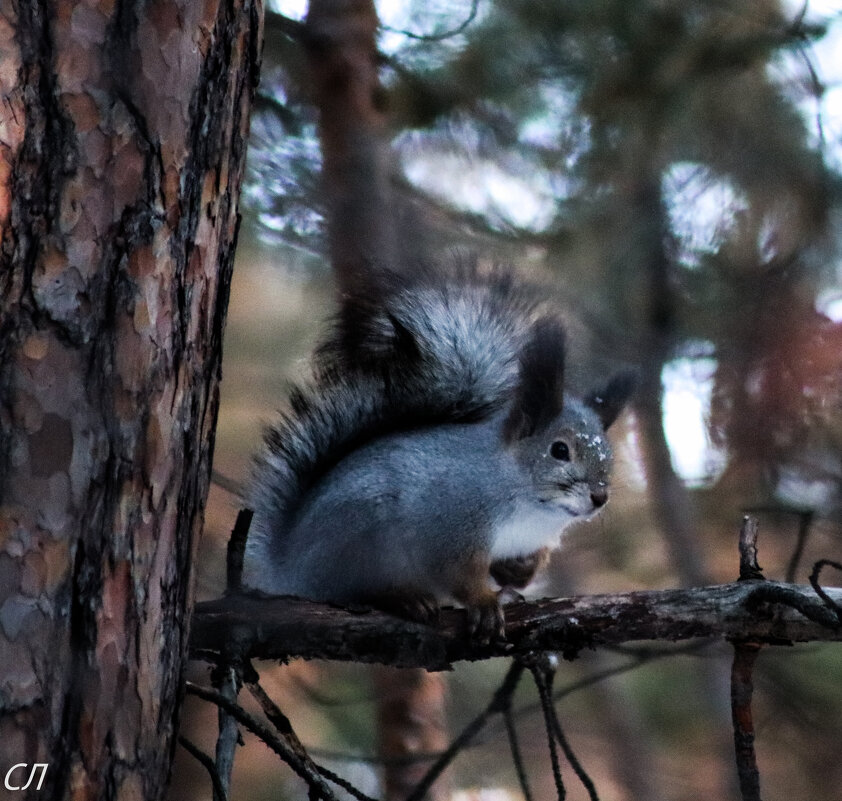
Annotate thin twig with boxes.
[529,658,600,801]
[505,643,706,729]
[381,0,480,42]
[244,676,376,801]
[186,681,342,801]
[730,642,763,801]
[246,677,305,753]
[404,661,525,801]
[546,706,599,801]
[178,736,229,801]
[503,703,534,801]
[743,583,840,628]
[213,507,253,797]
[317,763,379,801]
[785,511,813,583]
[298,646,692,771]
[528,659,566,801]
[809,559,842,624]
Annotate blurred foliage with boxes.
[249,0,842,510]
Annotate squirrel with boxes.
[243,259,634,640]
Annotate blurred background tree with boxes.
[177,1,842,800]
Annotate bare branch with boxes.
[738,516,764,581]
[178,736,230,801]
[503,701,534,801]
[730,643,763,801]
[785,511,814,583]
[404,661,525,801]
[245,674,378,801]
[190,582,842,670]
[530,661,566,801]
[186,681,343,801]
[381,0,480,42]
[212,665,243,801]
[528,656,599,801]
[265,10,307,42]
[809,560,842,624]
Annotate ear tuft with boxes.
[503,318,566,443]
[586,370,636,429]
[386,312,422,363]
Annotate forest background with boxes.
[176,1,842,800]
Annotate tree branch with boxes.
[178,736,230,801]
[731,642,763,801]
[190,582,842,671]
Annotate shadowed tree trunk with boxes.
[373,666,449,801]
[624,171,737,800]
[306,0,399,295]
[629,176,710,588]
[0,1,262,798]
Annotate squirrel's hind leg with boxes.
[450,551,506,645]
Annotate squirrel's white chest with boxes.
[490,503,571,560]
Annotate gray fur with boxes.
[251,417,510,600]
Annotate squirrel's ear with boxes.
[385,312,422,362]
[586,371,636,430]
[503,318,566,443]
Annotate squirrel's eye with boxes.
[550,440,570,461]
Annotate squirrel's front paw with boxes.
[466,598,506,645]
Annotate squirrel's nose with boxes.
[590,487,608,508]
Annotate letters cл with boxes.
[4,763,48,792]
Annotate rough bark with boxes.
[190,582,842,670]
[0,1,262,799]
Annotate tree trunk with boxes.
[0,1,262,799]
[306,0,399,295]
[624,173,735,799]
[627,176,710,588]
[373,666,449,801]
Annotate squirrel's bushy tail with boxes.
[248,259,561,541]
